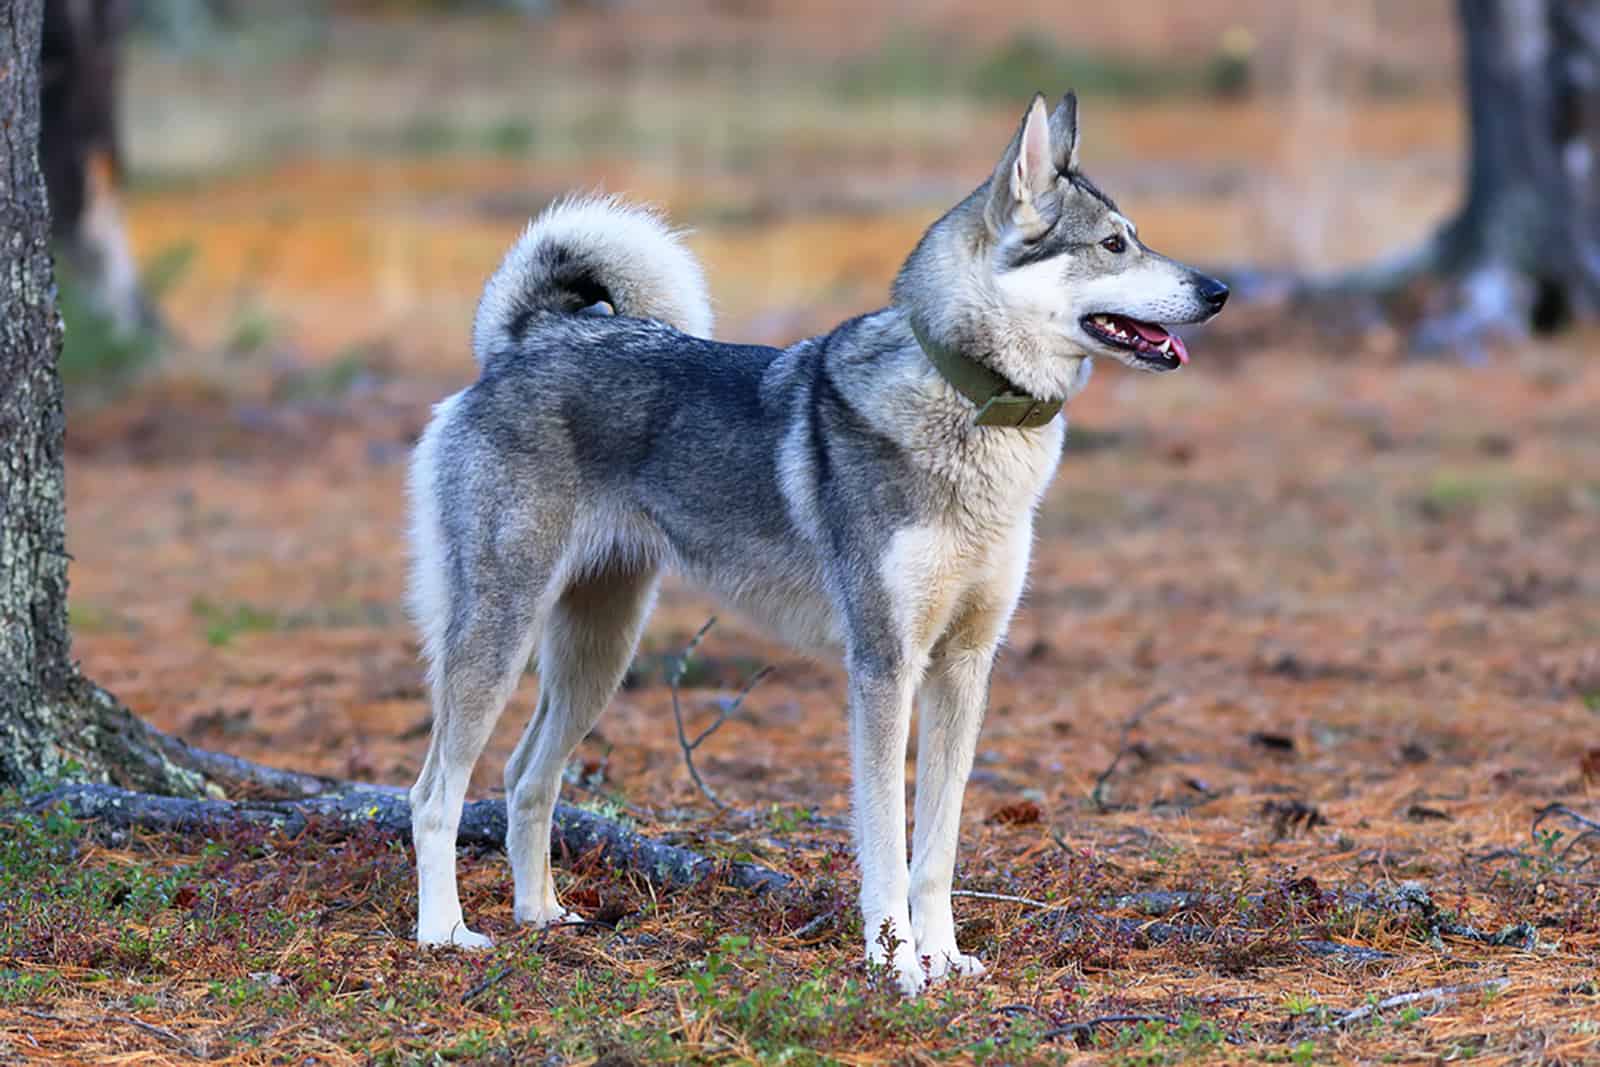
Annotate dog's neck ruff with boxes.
[910,320,1063,429]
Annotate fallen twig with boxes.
[668,617,773,811]
[1051,912,1395,966]
[951,889,1055,909]
[1090,694,1170,812]
[1324,978,1507,1029]
[789,908,840,941]
[1533,804,1600,835]
[461,965,513,1006]
[18,782,792,896]
[1533,804,1600,868]
[18,1008,196,1055]
[1041,1014,1182,1041]
[949,889,1394,965]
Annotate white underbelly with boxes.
[673,556,843,657]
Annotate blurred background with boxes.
[64,0,1468,376]
[53,1,1596,815]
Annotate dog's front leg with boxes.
[909,641,996,981]
[848,656,924,995]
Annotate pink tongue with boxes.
[1121,317,1189,365]
[1125,318,1170,344]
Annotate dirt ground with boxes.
[5,6,1600,1063]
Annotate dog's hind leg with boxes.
[408,447,562,951]
[410,568,549,948]
[504,563,659,927]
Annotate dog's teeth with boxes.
[1157,339,1171,353]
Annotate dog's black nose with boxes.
[1197,276,1229,311]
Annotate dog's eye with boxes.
[1100,235,1126,254]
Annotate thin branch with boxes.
[1325,978,1508,1029]
[668,617,772,812]
[1533,803,1600,836]
[460,965,513,1006]
[789,908,840,941]
[18,1008,196,1055]
[951,889,1055,909]
[691,666,774,749]
[670,619,724,809]
[1090,694,1171,812]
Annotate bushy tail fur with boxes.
[471,194,713,364]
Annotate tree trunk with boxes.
[0,0,200,796]
[39,0,151,336]
[1305,0,1600,354]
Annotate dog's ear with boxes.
[986,93,1055,238]
[1049,91,1080,174]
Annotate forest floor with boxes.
[4,7,1600,1062]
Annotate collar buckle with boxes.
[911,320,1062,429]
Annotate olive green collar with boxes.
[910,320,1062,429]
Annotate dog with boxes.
[406,91,1227,994]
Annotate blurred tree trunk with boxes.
[1320,0,1600,353]
[0,0,201,797]
[40,0,153,335]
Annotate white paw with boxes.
[890,952,928,997]
[418,923,494,950]
[921,947,986,982]
[514,904,582,929]
[868,940,928,996]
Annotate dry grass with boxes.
[30,271,1600,1062]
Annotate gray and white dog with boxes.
[407,92,1227,994]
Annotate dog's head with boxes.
[987,93,1228,375]
[898,93,1228,401]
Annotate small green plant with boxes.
[485,118,538,156]
[1520,827,1568,877]
[765,804,811,835]
[191,597,282,646]
[225,301,278,358]
[0,968,59,1005]
[272,346,380,401]
[55,241,194,391]
[970,32,1193,102]
[1281,992,1318,1017]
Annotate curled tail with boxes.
[471,193,714,364]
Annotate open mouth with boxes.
[1082,313,1188,371]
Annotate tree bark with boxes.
[0,0,200,797]
[39,0,150,335]
[1304,0,1600,353]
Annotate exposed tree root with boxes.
[23,781,793,896]
[148,727,365,800]
[1281,243,1536,361]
